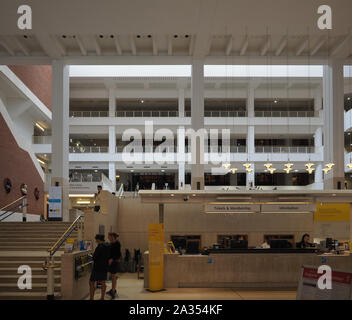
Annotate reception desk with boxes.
[144,251,352,289]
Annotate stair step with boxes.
[0,275,61,284]
[0,292,62,300]
[0,267,61,275]
[0,283,61,293]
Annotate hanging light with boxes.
[322,167,331,174]
[305,162,314,169]
[230,168,238,174]
[284,162,293,169]
[222,163,231,169]
[246,168,253,174]
[325,163,335,169]
[347,163,352,169]
[243,163,251,169]
[268,168,276,174]
[284,167,292,174]
[306,167,315,174]
[264,163,272,169]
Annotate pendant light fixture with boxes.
[264,163,273,169]
[268,167,276,174]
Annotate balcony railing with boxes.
[115,110,179,117]
[255,146,315,153]
[69,146,109,153]
[254,111,315,117]
[70,172,103,182]
[115,145,247,153]
[204,111,247,117]
[70,111,109,117]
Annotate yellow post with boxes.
[148,223,164,291]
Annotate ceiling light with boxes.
[35,122,45,132]
[69,194,95,198]
[170,194,174,197]
[264,163,272,169]
[161,169,165,172]
[294,170,298,172]
[130,169,134,172]
[284,168,292,174]
[347,163,352,169]
[348,97,351,101]
[141,99,144,103]
[222,163,231,169]
[306,167,315,174]
[274,100,278,104]
[268,168,276,174]
[322,167,331,174]
[230,168,238,174]
[76,200,91,204]
[246,168,253,173]
[305,162,314,169]
[94,170,98,172]
[325,163,335,169]
[284,163,293,168]
[243,163,251,169]
[116,175,120,178]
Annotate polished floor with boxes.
[89,273,297,300]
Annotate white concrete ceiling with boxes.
[0,0,352,64]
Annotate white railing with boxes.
[70,172,103,183]
[69,146,109,153]
[254,110,315,117]
[204,111,247,117]
[255,146,315,153]
[70,111,109,117]
[115,110,179,117]
[115,145,247,153]
[32,136,52,144]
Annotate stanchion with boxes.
[43,256,57,300]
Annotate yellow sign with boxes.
[315,203,350,222]
[148,223,164,292]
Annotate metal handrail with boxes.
[0,203,28,222]
[48,215,83,257]
[0,196,26,212]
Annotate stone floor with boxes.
[89,273,297,300]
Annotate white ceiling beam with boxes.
[168,35,173,56]
[75,35,87,56]
[192,34,212,57]
[188,35,195,56]
[35,33,61,59]
[225,36,233,56]
[331,34,352,59]
[93,36,102,56]
[114,36,122,55]
[275,36,287,56]
[260,36,271,56]
[53,35,67,56]
[130,36,137,56]
[310,37,326,56]
[152,36,158,56]
[240,37,249,56]
[296,37,308,56]
[0,38,15,56]
[14,37,30,56]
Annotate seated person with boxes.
[296,233,314,249]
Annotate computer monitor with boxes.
[230,240,248,249]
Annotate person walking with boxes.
[89,234,110,300]
[107,232,121,299]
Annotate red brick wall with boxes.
[8,65,52,111]
[0,114,44,215]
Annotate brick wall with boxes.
[8,65,52,111]
[0,114,44,215]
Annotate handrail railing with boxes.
[117,183,124,198]
[255,146,315,153]
[69,146,109,153]
[48,215,83,257]
[254,110,315,117]
[0,196,26,212]
[0,202,28,222]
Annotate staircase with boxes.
[0,222,78,300]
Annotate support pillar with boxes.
[247,86,255,118]
[51,60,69,222]
[178,87,185,118]
[323,59,345,189]
[109,162,116,192]
[191,59,205,190]
[159,203,164,223]
[109,88,116,117]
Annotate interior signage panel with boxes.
[204,203,260,213]
[48,186,62,220]
[148,223,164,292]
[314,203,351,222]
[261,204,316,213]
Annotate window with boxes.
[217,235,248,248]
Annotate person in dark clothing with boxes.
[89,234,110,300]
[107,232,121,299]
[296,233,314,249]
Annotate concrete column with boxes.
[109,88,116,117]
[178,87,185,118]
[323,59,345,189]
[314,87,323,117]
[109,162,116,192]
[247,126,255,154]
[246,164,255,189]
[314,163,323,190]
[314,127,323,155]
[247,86,255,118]
[109,126,116,154]
[51,60,70,222]
[191,59,205,190]
[177,126,185,189]
[178,163,185,190]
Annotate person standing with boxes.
[107,232,121,299]
[89,234,110,300]
[94,185,102,212]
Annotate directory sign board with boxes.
[297,265,352,300]
[48,186,62,220]
[315,203,350,222]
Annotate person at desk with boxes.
[296,233,314,249]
